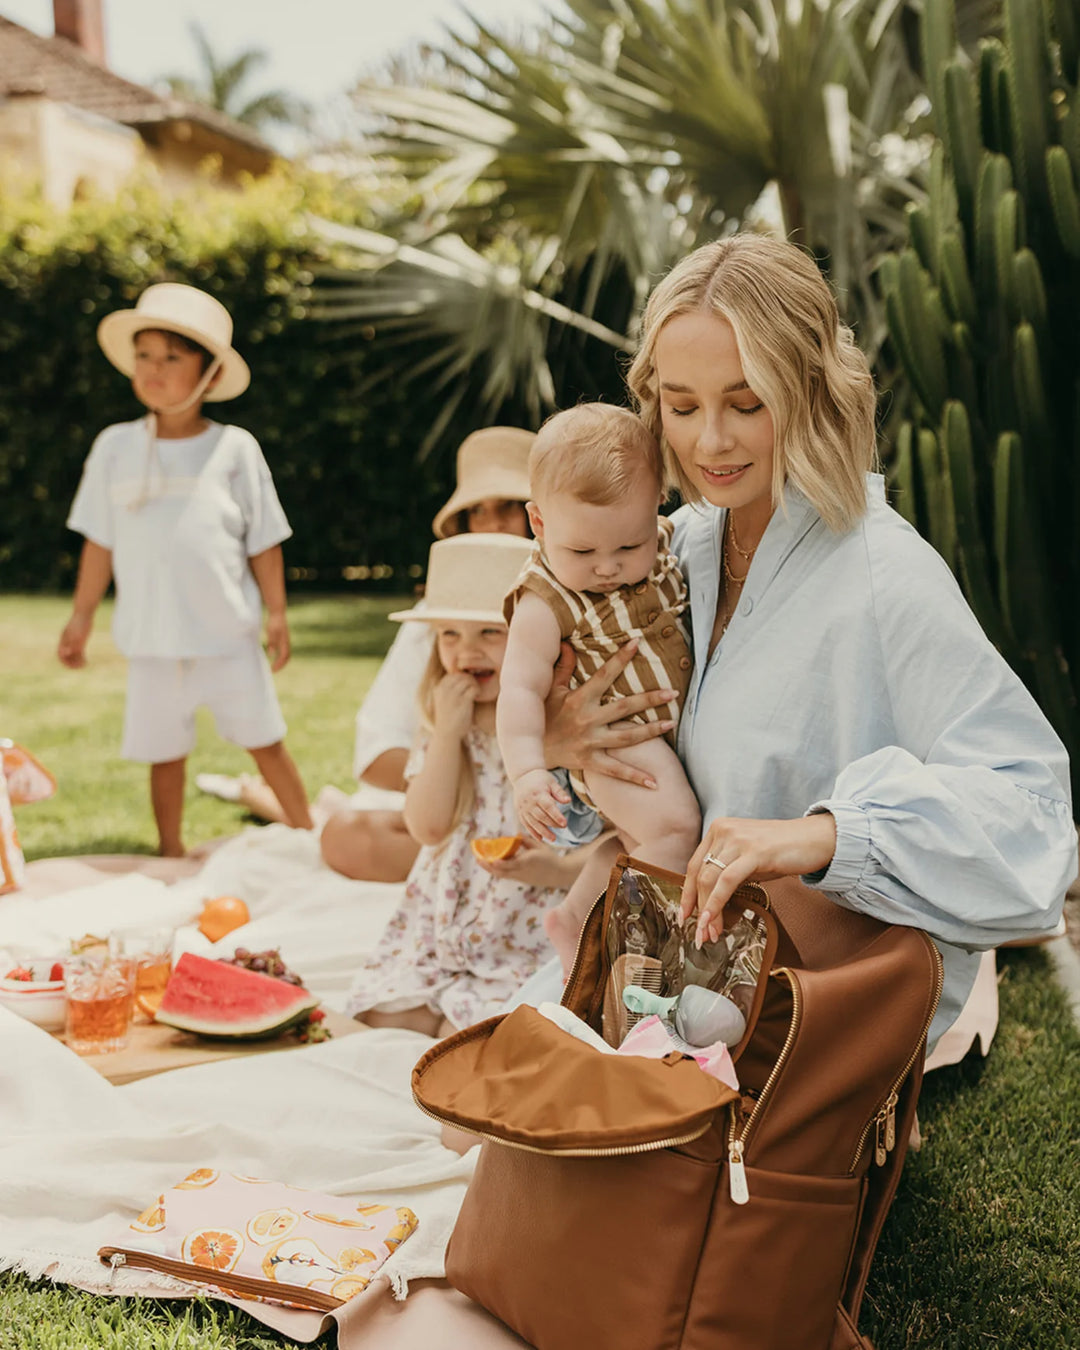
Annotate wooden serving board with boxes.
[55,1010,364,1085]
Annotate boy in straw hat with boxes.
[58,283,312,855]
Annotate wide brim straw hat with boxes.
[97,283,250,402]
[390,534,534,625]
[432,426,535,538]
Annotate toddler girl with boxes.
[346,532,556,1036]
[499,403,701,974]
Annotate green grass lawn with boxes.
[1,594,1078,1347]
[1,591,404,860]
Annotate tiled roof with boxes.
[0,14,271,153]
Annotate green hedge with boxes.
[0,169,450,592]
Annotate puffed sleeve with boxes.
[353,618,432,781]
[805,530,1076,949]
[65,429,118,548]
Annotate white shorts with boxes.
[122,646,287,764]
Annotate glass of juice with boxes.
[109,929,174,1020]
[63,953,136,1054]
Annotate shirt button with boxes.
[740,597,754,616]
[661,624,675,638]
[678,655,691,670]
[634,582,648,595]
[647,610,659,624]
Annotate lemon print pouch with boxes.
[98,1169,418,1311]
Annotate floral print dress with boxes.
[346,727,558,1029]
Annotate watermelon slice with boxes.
[155,953,320,1040]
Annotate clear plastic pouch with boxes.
[601,859,772,1050]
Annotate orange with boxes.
[135,988,165,1020]
[198,895,250,943]
[470,836,522,862]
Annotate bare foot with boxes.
[158,843,186,858]
[544,903,583,979]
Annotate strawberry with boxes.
[49,962,64,982]
[5,966,33,982]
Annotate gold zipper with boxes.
[724,965,801,1205]
[412,1090,714,1158]
[849,937,944,1172]
[98,1247,342,1311]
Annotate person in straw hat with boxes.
[345,532,561,1035]
[58,282,312,856]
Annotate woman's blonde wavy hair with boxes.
[626,234,878,533]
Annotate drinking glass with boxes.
[109,928,174,1020]
[63,953,136,1054]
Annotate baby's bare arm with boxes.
[497,594,565,783]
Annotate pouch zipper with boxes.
[849,937,944,1172]
[99,1247,342,1311]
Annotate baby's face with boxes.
[530,485,660,595]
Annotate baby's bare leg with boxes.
[584,739,700,874]
[544,833,623,976]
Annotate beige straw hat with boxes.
[432,426,534,538]
[390,534,534,625]
[97,283,251,402]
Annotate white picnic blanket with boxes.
[0,818,476,1328]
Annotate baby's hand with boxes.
[433,672,478,741]
[58,614,92,669]
[514,768,571,844]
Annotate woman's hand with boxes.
[474,834,581,891]
[432,672,478,742]
[680,814,837,946]
[543,640,676,788]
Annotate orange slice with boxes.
[470,835,522,862]
[135,989,165,1020]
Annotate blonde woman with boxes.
[346,533,559,1036]
[535,234,1074,1050]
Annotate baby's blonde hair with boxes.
[626,235,877,533]
[415,632,477,846]
[529,403,666,505]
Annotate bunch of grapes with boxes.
[219,947,304,985]
[218,947,331,1042]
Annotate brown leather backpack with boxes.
[413,857,942,1350]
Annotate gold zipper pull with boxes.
[884,1092,897,1153]
[875,1112,888,1166]
[728,1137,750,1205]
[107,1252,126,1287]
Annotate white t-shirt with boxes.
[66,419,292,659]
[352,612,432,780]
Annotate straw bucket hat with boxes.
[432,427,535,538]
[390,534,534,625]
[97,283,251,402]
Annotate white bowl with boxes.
[0,958,67,1032]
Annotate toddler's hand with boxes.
[433,672,478,741]
[514,767,571,844]
[58,614,92,669]
[264,613,291,672]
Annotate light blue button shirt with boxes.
[673,474,1077,1047]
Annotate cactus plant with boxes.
[880,0,1080,793]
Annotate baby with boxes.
[498,403,701,973]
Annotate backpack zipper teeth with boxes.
[848,936,945,1172]
[412,1091,713,1157]
[97,1246,342,1311]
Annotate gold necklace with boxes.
[728,512,757,561]
[721,515,751,586]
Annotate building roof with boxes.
[0,14,272,154]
